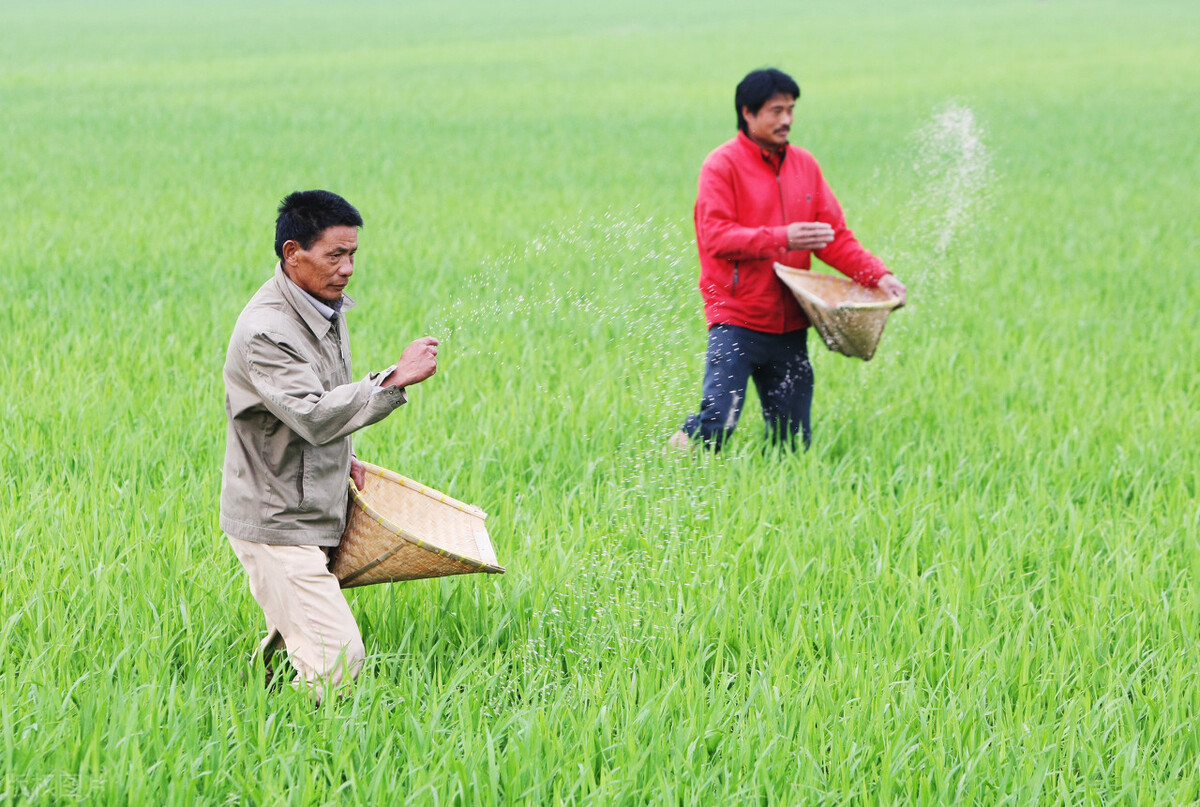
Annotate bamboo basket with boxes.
[330,461,505,588]
[774,263,902,361]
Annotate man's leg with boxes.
[680,324,756,452]
[752,328,814,450]
[257,626,286,688]
[228,536,365,701]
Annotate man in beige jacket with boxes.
[221,189,438,700]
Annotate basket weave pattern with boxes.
[774,263,901,361]
[330,462,505,588]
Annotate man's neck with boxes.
[279,264,343,319]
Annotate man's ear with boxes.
[281,240,301,265]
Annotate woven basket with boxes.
[330,461,505,588]
[774,263,902,361]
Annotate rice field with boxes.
[1,0,1198,803]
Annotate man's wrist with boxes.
[774,225,790,252]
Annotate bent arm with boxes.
[695,161,789,261]
[812,175,890,287]
[244,332,406,446]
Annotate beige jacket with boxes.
[220,264,406,546]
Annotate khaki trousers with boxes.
[227,536,365,701]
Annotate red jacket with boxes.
[694,132,889,333]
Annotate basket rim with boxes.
[774,263,902,312]
[342,463,505,585]
[359,461,489,518]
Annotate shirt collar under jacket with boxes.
[273,262,357,339]
[297,283,341,321]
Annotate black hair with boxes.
[274,189,363,258]
[735,69,801,133]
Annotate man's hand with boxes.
[350,457,366,490]
[383,336,439,389]
[786,221,836,251]
[877,274,907,307]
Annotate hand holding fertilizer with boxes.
[383,336,440,389]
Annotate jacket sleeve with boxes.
[813,172,890,287]
[694,157,789,261]
[243,331,406,446]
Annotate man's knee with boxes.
[343,636,366,680]
[765,420,811,451]
[296,634,365,702]
[692,424,734,452]
[321,632,365,682]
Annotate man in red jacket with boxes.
[670,68,906,452]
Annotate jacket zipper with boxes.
[777,165,790,331]
[331,314,349,382]
[732,261,738,296]
[777,173,787,228]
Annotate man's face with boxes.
[282,225,359,301]
[742,93,796,150]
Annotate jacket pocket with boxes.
[731,261,739,297]
[298,446,342,514]
[297,448,312,511]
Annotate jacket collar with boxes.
[736,130,788,170]
[272,262,356,338]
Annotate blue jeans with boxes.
[681,324,813,451]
